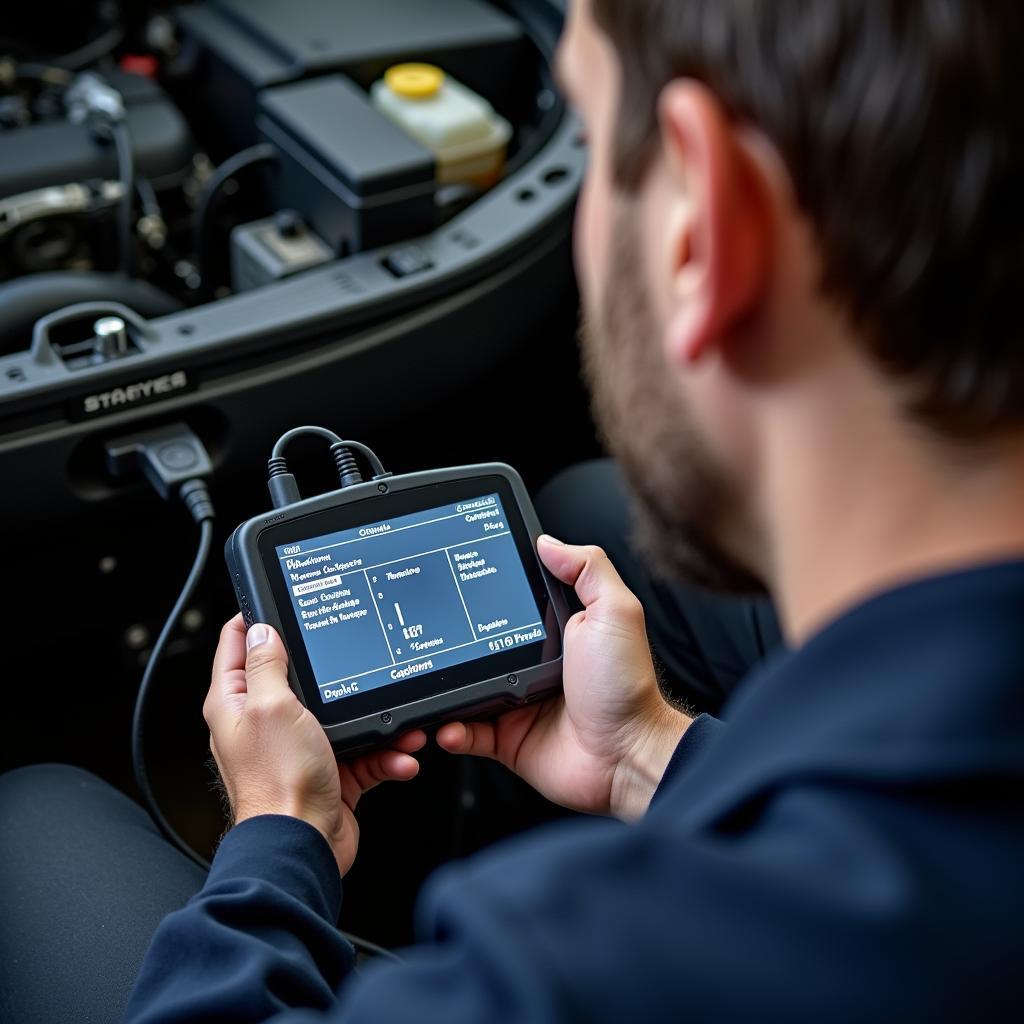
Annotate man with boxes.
[4,0,1024,1018]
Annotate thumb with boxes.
[537,535,631,609]
[244,623,291,700]
[436,720,499,759]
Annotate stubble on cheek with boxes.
[580,201,766,596]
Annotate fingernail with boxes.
[538,534,564,546]
[246,624,269,650]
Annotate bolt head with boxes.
[94,316,126,337]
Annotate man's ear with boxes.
[658,79,771,365]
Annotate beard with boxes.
[580,203,766,596]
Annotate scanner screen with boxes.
[274,493,547,704]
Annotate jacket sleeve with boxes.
[652,712,725,802]
[125,766,980,1022]
[122,721,735,1024]
[122,815,355,1023]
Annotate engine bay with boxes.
[0,0,571,351]
[0,0,593,947]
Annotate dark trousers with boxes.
[0,763,206,1023]
[0,460,781,1023]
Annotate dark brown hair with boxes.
[592,0,1024,438]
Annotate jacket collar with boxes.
[660,559,1024,827]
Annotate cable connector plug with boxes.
[330,441,364,488]
[106,422,215,521]
[267,455,301,509]
[180,478,215,524]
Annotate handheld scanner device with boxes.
[226,430,569,753]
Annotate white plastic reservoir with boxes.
[371,63,512,187]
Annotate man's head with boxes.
[558,0,1024,597]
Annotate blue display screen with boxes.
[274,493,547,705]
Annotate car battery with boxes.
[257,76,436,255]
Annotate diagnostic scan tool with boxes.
[226,427,569,753]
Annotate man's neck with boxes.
[765,397,1024,648]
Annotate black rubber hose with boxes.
[0,271,182,354]
[135,175,161,220]
[49,23,125,72]
[109,118,136,278]
[193,144,278,295]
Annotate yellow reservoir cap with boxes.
[385,63,445,100]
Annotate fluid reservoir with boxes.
[371,63,512,188]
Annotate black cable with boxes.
[109,117,135,277]
[12,62,73,87]
[56,69,136,276]
[267,427,390,508]
[129,450,400,960]
[135,174,160,219]
[131,483,401,962]
[193,143,278,293]
[133,510,215,871]
[134,174,166,251]
[270,425,343,459]
[269,427,387,478]
[49,23,124,72]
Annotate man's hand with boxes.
[204,615,426,877]
[437,537,692,820]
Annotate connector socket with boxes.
[105,422,214,500]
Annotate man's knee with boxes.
[0,763,110,830]
[0,764,205,1024]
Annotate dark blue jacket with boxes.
[124,563,1024,1022]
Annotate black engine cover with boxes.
[0,70,194,200]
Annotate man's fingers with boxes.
[436,720,498,759]
[211,614,247,679]
[436,721,471,753]
[377,750,420,781]
[537,536,633,609]
[351,750,420,789]
[343,749,421,806]
[204,615,248,732]
[393,730,428,754]
[243,623,292,701]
